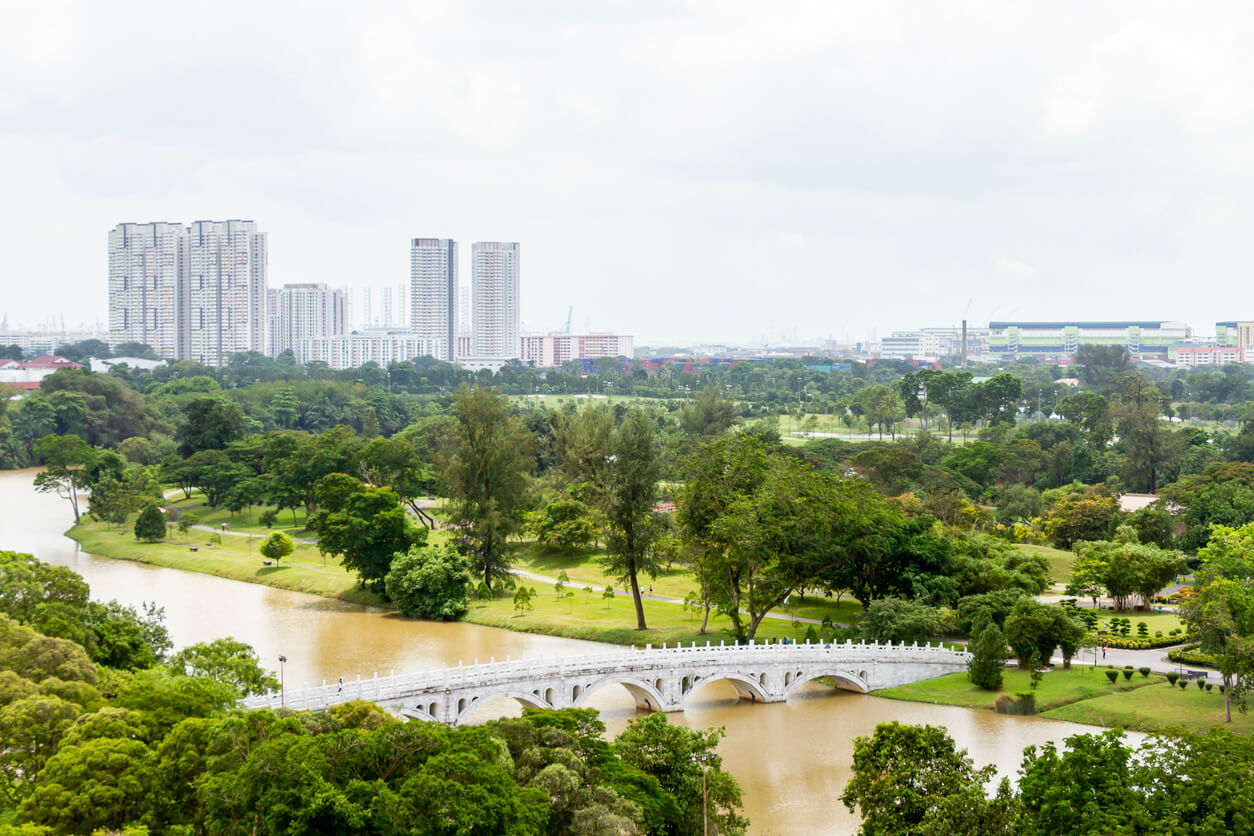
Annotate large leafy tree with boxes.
[613,712,748,835]
[560,405,663,630]
[313,477,423,593]
[177,396,248,456]
[445,387,533,594]
[1111,372,1173,492]
[384,543,472,621]
[841,722,1015,836]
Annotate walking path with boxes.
[508,568,842,628]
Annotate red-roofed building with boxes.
[0,356,84,392]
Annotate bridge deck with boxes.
[241,639,967,714]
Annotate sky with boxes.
[2,1,1253,345]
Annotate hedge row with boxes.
[1167,643,1219,669]
[1098,635,1182,650]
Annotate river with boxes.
[0,469,1122,835]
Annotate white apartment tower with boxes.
[471,242,520,359]
[108,222,184,359]
[108,220,267,365]
[184,220,267,366]
[266,283,348,357]
[410,238,457,362]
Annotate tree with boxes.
[862,598,947,644]
[32,434,94,522]
[384,543,471,621]
[176,512,199,541]
[678,381,738,438]
[445,387,533,594]
[1112,372,1172,492]
[1043,492,1120,548]
[526,491,599,550]
[1069,528,1185,611]
[1017,730,1150,835]
[177,396,247,456]
[1074,344,1131,389]
[1003,597,1058,670]
[841,722,1003,836]
[967,612,1007,689]
[168,638,279,697]
[613,712,748,835]
[259,532,294,563]
[1182,531,1254,722]
[18,737,156,834]
[133,504,167,543]
[597,408,663,630]
[313,480,423,593]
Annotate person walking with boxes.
[337,677,343,694]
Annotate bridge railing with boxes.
[239,639,968,711]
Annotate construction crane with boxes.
[562,306,573,335]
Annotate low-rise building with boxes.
[295,334,439,370]
[1169,345,1245,367]
[0,355,84,390]
[519,333,635,368]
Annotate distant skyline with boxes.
[3,3,1254,344]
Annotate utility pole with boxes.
[692,753,712,835]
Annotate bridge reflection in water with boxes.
[241,640,971,725]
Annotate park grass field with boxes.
[511,541,865,627]
[67,516,385,606]
[1041,679,1254,734]
[466,590,848,647]
[1016,543,1075,584]
[876,667,1165,715]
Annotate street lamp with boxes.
[278,655,287,708]
[691,753,712,835]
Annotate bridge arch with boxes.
[399,705,439,723]
[685,672,770,705]
[782,668,869,698]
[574,675,668,712]
[454,688,553,723]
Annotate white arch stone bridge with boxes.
[241,640,970,725]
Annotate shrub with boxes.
[1138,667,1151,678]
[1196,679,1206,690]
[994,693,1035,715]
[134,504,168,542]
[1206,683,1214,692]
[1136,622,1149,638]
[1166,672,1179,686]
[1220,685,1226,693]
[385,544,472,621]
[1104,670,1119,684]
[1178,680,1188,689]
[1122,669,1134,680]
[259,509,278,528]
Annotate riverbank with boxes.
[65,516,835,647]
[877,668,1253,734]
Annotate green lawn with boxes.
[1042,679,1254,734]
[1085,608,1184,636]
[467,591,856,647]
[876,667,1165,714]
[164,491,313,538]
[511,541,865,627]
[1017,543,1075,584]
[68,517,384,606]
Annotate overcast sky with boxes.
[3,1,1252,345]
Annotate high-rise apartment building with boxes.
[266,283,348,357]
[410,238,457,362]
[183,220,267,366]
[108,220,267,365]
[108,222,184,359]
[471,242,519,359]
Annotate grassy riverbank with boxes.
[66,514,848,647]
[876,667,1254,734]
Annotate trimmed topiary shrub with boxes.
[1196,679,1206,690]
[1105,670,1119,684]
[1138,667,1151,678]
[1206,683,1214,692]
[1178,680,1189,689]
[1166,672,1179,686]
[1122,669,1134,680]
